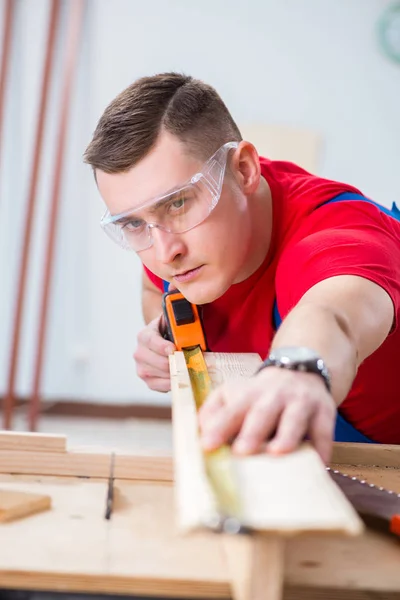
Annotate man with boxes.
[84,72,400,464]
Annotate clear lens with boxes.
[100,141,238,252]
[103,180,214,251]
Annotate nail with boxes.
[267,441,281,454]
[201,434,220,451]
[233,439,252,455]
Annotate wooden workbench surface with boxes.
[0,461,399,599]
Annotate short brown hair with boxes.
[83,72,242,173]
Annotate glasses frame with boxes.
[99,141,239,251]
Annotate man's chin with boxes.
[181,281,228,305]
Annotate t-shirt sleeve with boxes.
[275,201,400,330]
[143,265,164,291]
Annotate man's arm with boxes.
[271,274,395,405]
[141,270,164,324]
[199,274,394,463]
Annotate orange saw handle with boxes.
[390,514,400,537]
[162,291,207,351]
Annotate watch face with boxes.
[270,346,320,364]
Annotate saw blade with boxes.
[327,467,400,537]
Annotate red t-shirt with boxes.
[144,158,400,444]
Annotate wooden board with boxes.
[2,444,397,487]
[0,431,66,452]
[0,474,227,598]
[0,471,399,598]
[332,442,400,468]
[0,448,173,481]
[0,488,51,522]
[170,351,362,536]
[222,534,285,600]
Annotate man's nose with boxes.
[151,226,186,264]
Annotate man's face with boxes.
[96,132,254,304]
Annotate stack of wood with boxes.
[0,352,398,599]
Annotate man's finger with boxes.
[267,400,314,455]
[309,407,335,464]
[136,361,171,381]
[198,393,225,430]
[200,387,250,451]
[231,398,284,455]
[134,346,171,376]
[145,376,171,393]
[139,320,175,356]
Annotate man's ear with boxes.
[230,141,261,195]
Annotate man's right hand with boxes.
[133,314,176,392]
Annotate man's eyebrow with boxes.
[115,213,142,224]
[149,191,183,213]
[114,190,186,223]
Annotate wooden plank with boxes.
[0,474,399,597]
[170,351,362,535]
[0,449,173,481]
[0,431,67,452]
[284,587,400,599]
[331,442,400,468]
[1,442,397,486]
[206,353,400,472]
[0,474,227,598]
[0,488,51,522]
[287,447,400,594]
[286,530,400,592]
[223,534,285,600]
[205,352,262,386]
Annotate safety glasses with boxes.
[100,141,239,252]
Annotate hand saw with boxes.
[162,290,247,534]
[327,467,400,538]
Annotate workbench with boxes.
[0,433,399,600]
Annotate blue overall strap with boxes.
[321,191,400,222]
[162,280,169,293]
[271,190,400,444]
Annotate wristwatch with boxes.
[257,346,331,393]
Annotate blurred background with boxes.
[0,0,399,447]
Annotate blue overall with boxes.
[163,192,400,443]
[273,192,400,443]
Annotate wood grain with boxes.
[0,474,399,597]
[0,488,51,522]
[205,352,262,386]
[0,431,66,452]
[332,443,400,468]
[170,351,362,535]
[0,449,173,481]
[223,534,285,600]
[0,475,227,598]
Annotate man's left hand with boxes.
[198,367,336,464]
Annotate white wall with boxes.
[0,0,399,405]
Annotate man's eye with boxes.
[122,219,144,231]
[171,197,185,209]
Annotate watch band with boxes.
[257,356,332,393]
